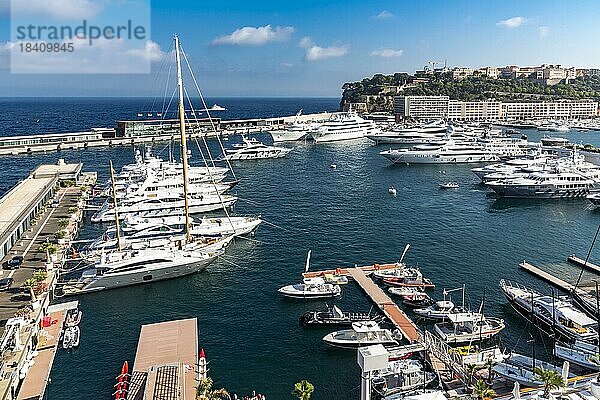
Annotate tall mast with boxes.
[109,160,122,251]
[175,34,191,242]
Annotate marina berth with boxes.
[499,279,598,343]
[309,111,380,143]
[224,136,291,160]
[322,321,402,348]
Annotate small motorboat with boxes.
[372,358,436,396]
[402,292,435,308]
[439,182,459,189]
[62,326,81,349]
[330,164,337,169]
[322,273,349,285]
[278,277,341,299]
[383,273,435,289]
[65,308,82,327]
[322,321,402,349]
[433,312,506,344]
[300,305,381,326]
[413,300,465,320]
[389,186,397,196]
[388,287,422,297]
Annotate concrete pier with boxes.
[127,318,199,400]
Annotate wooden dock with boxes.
[346,268,421,343]
[302,263,401,279]
[567,255,600,275]
[519,261,578,291]
[127,318,199,400]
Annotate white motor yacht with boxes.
[500,279,598,343]
[367,119,448,146]
[493,353,572,387]
[278,277,341,299]
[224,136,291,160]
[380,141,499,164]
[322,321,402,348]
[270,122,318,142]
[310,111,379,143]
[61,248,218,294]
[555,341,600,371]
[433,312,505,344]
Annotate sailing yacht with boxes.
[309,111,379,143]
[121,214,262,237]
[90,193,238,223]
[62,35,229,294]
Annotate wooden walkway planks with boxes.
[518,261,593,296]
[347,268,421,343]
[303,263,402,279]
[567,255,600,275]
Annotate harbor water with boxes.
[2,98,600,399]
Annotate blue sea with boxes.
[1,98,600,400]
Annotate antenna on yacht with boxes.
[175,34,191,242]
[109,160,122,251]
[399,244,410,264]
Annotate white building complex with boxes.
[394,95,598,121]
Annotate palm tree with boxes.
[196,377,230,400]
[533,367,565,398]
[472,379,495,400]
[483,358,497,385]
[465,363,479,385]
[291,380,314,400]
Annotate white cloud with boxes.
[299,36,313,48]
[11,0,101,20]
[370,48,403,58]
[125,40,169,62]
[373,10,394,19]
[538,26,549,38]
[497,16,526,28]
[212,25,295,46]
[305,44,349,61]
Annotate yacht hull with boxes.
[70,255,217,294]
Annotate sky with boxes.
[0,0,599,97]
